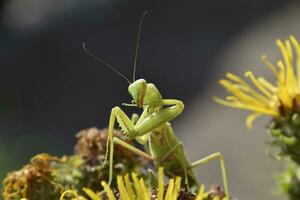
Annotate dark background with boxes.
[0,0,295,187]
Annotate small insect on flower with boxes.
[215,35,300,129]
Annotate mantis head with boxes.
[128,79,147,108]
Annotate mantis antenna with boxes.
[82,42,131,84]
[132,11,148,82]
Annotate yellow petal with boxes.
[164,178,174,200]
[158,167,164,200]
[172,177,182,200]
[244,71,272,99]
[195,185,206,200]
[132,172,143,200]
[117,176,130,200]
[101,181,116,200]
[290,35,300,89]
[261,54,279,78]
[139,178,150,200]
[246,113,262,129]
[124,174,135,199]
[60,190,79,200]
[82,188,102,200]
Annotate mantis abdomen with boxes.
[148,123,198,190]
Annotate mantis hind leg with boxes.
[190,152,229,198]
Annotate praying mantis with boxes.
[83,12,229,197]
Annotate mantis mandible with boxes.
[83,11,229,197]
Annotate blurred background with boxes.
[0,0,299,199]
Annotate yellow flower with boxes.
[100,167,191,200]
[99,167,225,200]
[60,167,228,200]
[215,35,300,128]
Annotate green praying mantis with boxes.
[83,12,229,197]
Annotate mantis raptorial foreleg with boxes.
[105,99,184,185]
[127,99,184,139]
[106,106,143,185]
[189,152,229,197]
